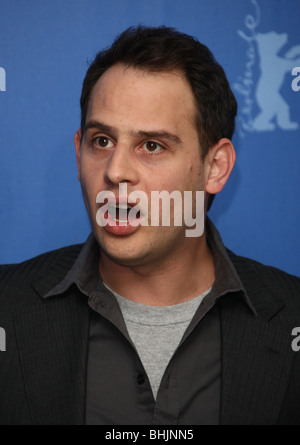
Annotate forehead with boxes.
[86,64,197,132]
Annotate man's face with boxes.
[75,64,208,267]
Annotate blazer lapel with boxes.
[14,290,90,425]
[220,257,296,425]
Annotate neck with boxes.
[99,232,215,306]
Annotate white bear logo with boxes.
[235,0,300,135]
[253,32,300,131]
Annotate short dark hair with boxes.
[80,25,237,160]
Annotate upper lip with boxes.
[114,198,133,207]
[98,196,131,205]
[101,195,142,207]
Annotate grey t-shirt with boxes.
[106,286,211,399]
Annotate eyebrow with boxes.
[84,120,182,144]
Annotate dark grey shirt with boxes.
[45,218,256,425]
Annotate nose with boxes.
[104,143,139,187]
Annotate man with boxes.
[0,26,299,425]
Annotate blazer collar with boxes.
[14,291,90,424]
[220,254,293,424]
[15,244,89,425]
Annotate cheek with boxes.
[79,176,94,216]
[152,162,202,193]
[80,155,104,192]
[79,166,101,214]
[185,160,205,190]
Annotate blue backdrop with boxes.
[0,0,299,276]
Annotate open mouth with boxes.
[95,186,146,236]
[107,203,141,223]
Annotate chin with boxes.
[95,225,183,268]
[102,247,150,268]
[95,234,146,267]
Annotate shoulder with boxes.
[227,249,300,305]
[0,243,83,280]
[228,249,299,284]
[0,244,83,312]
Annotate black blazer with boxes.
[0,244,300,425]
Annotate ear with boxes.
[74,128,82,181]
[204,138,236,195]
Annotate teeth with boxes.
[108,204,132,210]
[118,204,132,210]
[107,203,133,223]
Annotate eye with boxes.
[93,136,114,149]
[143,141,163,152]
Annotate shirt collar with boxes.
[44,218,257,316]
[205,219,257,316]
[44,232,103,299]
